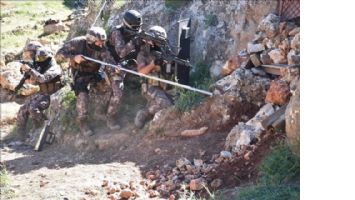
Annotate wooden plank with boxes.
[261,64,299,76]
[261,104,287,129]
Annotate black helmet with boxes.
[86,27,107,44]
[123,10,142,31]
[35,47,53,62]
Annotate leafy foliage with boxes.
[174,61,214,112]
[59,90,79,131]
[237,142,300,200]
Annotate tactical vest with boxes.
[70,41,101,73]
[107,25,138,63]
[36,59,62,95]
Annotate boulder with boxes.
[214,68,270,106]
[265,80,291,105]
[291,33,300,51]
[210,60,224,79]
[289,27,300,36]
[287,49,300,65]
[260,50,273,65]
[0,61,40,96]
[43,22,68,35]
[189,178,206,191]
[247,43,265,54]
[221,56,241,76]
[225,103,275,152]
[285,80,300,157]
[257,13,280,38]
[119,188,134,199]
[0,102,21,125]
[268,49,287,64]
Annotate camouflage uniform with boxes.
[16,57,62,140]
[56,36,121,133]
[134,44,173,128]
[107,25,138,62]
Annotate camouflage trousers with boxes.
[16,93,50,137]
[134,84,173,128]
[76,77,124,124]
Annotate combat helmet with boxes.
[123,10,142,31]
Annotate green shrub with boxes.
[237,142,300,200]
[174,61,213,111]
[238,185,300,200]
[59,90,79,131]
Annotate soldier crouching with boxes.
[56,27,121,136]
[134,26,173,128]
[16,47,62,142]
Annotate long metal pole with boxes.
[82,56,213,96]
[91,0,108,28]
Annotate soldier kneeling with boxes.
[16,47,62,143]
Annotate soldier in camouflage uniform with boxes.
[134,26,173,128]
[56,27,121,136]
[17,47,62,141]
[107,10,143,62]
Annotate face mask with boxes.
[88,43,103,51]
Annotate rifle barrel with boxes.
[82,56,213,96]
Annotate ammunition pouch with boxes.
[71,72,101,95]
[39,76,63,95]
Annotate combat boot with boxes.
[134,109,150,129]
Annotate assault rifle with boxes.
[13,60,36,92]
[34,112,58,151]
[131,30,192,68]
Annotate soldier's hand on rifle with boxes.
[74,55,85,64]
[20,64,31,72]
[114,65,121,74]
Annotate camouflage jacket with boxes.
[28,58,61,84]
[56,36,116,73]
[107,25,136,62]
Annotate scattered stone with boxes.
[251,67,267,76]
[169,194,176,200]
[260,49,272,64]
[221,56,241,76]
[210,178,223,189]
[220,151,232,159]
[107,184,119,194]
[181,126,208,137]
[265,80,291,105]
[193,159,204,167]
[176,158,191,169]
[43,20,67,35]
[257,13,280,38]
[148,190,160,198]
[244,151,253,160]
[189,178,206,191]
[225,103,275,152]
[287,49,300,65]
[107,194,119,200]
[268,49,287,64]
[250,54,262,67]
[291,33,300,50]
[84,189,100,196]
[213,68,271,106]
[289,27,300,36]
[154,148,161,154]
[279,38,290,52]
[102,180,109,187]
[247,42,265,54]
[119,189,133,199]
